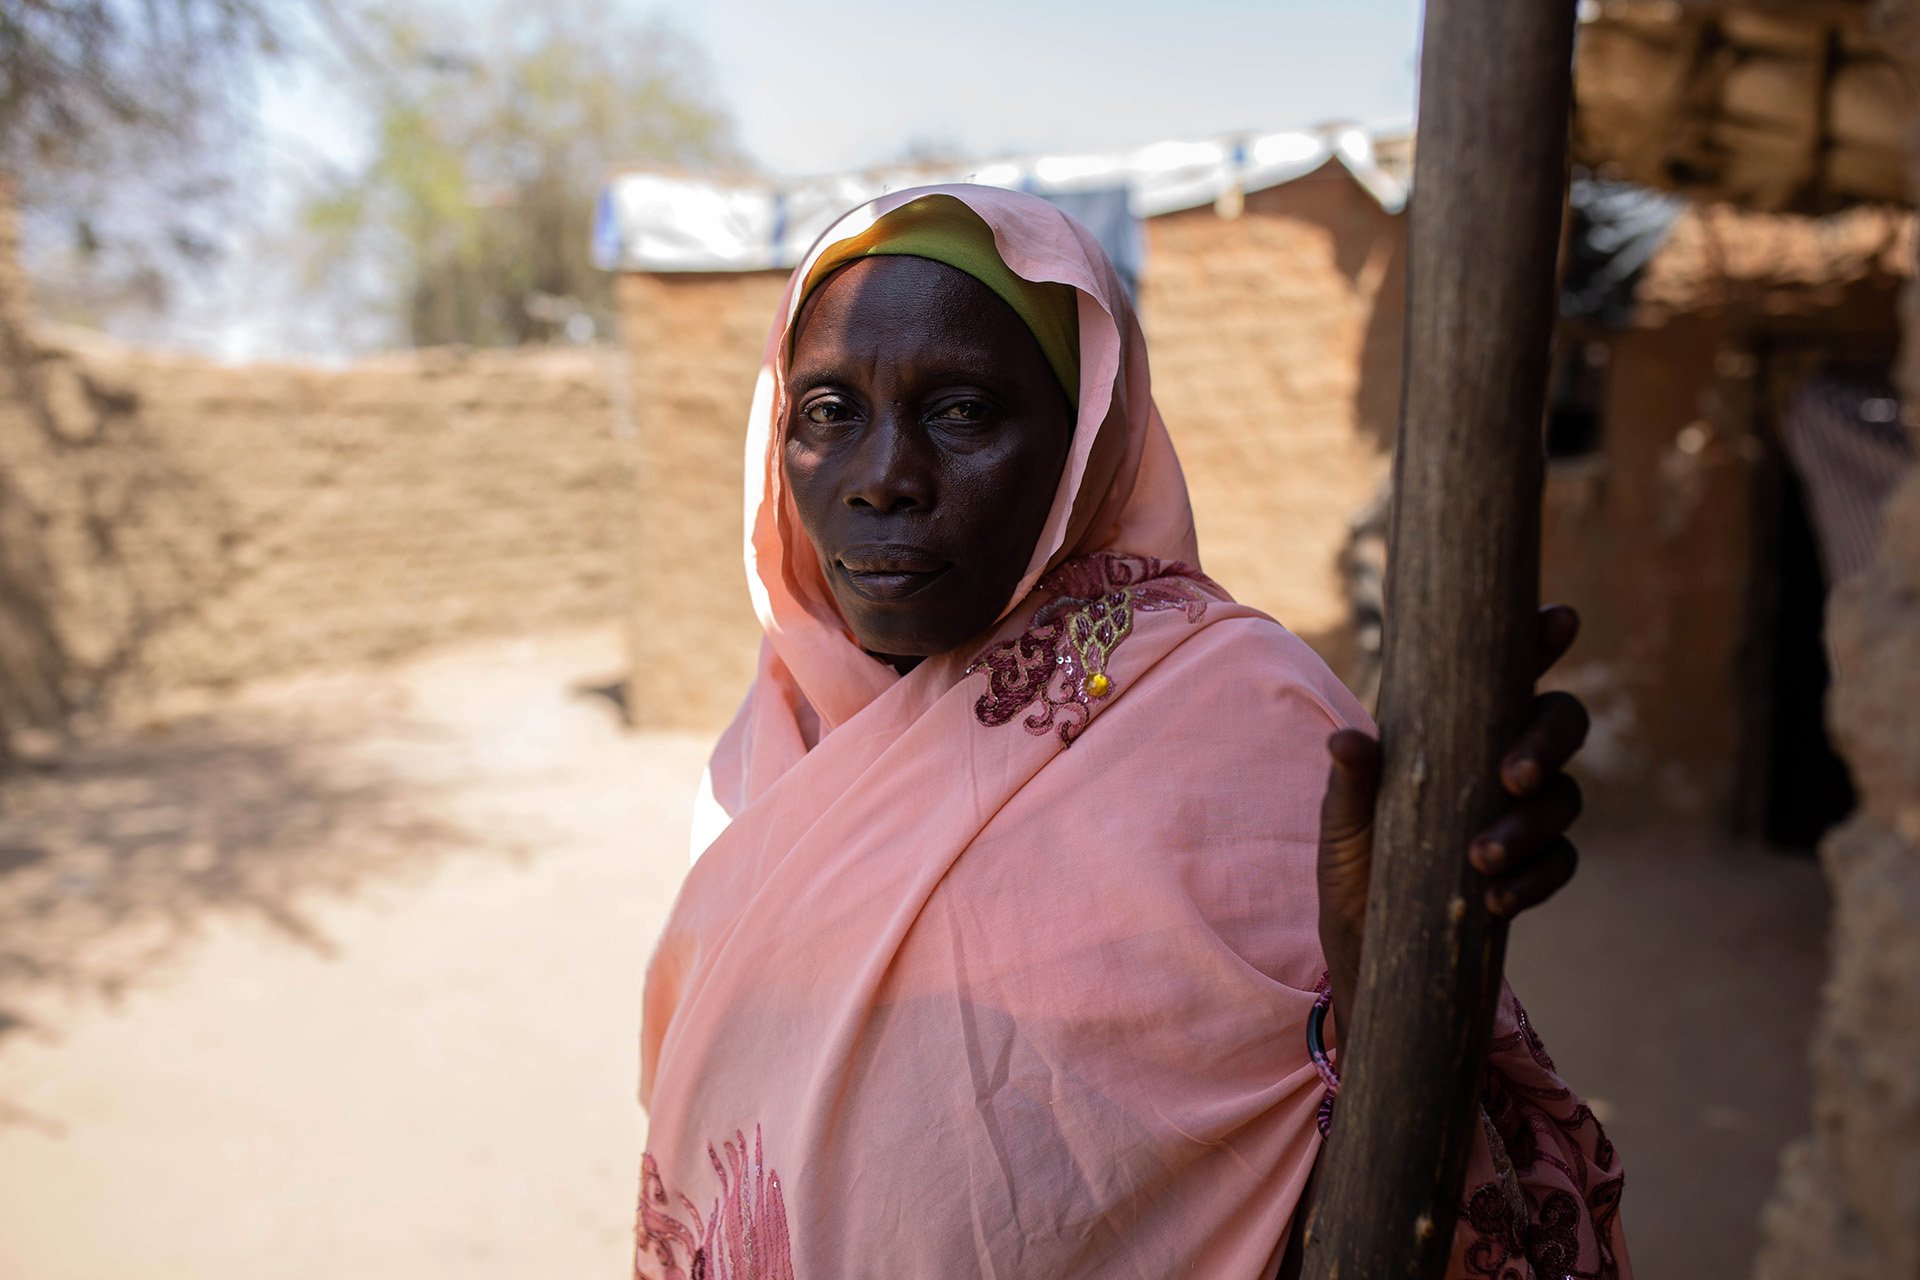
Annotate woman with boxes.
[636,186,1629,1279]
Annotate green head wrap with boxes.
[797,194,1081,404]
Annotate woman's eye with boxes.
[933,398,993,426]
[802,397,853,426]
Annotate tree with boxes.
[303,2,741,348]
[1,0,284,326]
[0,0,277,172]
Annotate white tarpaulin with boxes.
[594,126,1408,274]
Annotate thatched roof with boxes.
[1636,201,1913,319]
[1574,0,1911,212]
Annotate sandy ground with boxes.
[0,626,1829,1279]
[0,629,708,1279]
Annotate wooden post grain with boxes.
[1297,3,1577,1277]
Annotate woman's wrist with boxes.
[1319,925,1362,1038]
[1308,977,1341,1137]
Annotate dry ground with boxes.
[0,629,707,1279]
[0,627,1827,1278]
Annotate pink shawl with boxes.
[636,185,1630,1279]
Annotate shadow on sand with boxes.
[0,705,501,1051]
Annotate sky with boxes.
[658,0,1422,175]
[262,0,1422,180]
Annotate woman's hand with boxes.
[1314,605,1589,1032]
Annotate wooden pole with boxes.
[1297,3,1577,1277]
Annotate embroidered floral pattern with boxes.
[968,553,1209,744]
[636,1127,795,1280]
[1461,1179,1532,1280]
[1457,999,1626,1280]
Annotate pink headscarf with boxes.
[637,185,1630,1279]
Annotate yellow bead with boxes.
[1084,673,1113,698]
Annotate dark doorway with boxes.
[1761,461,1856,849]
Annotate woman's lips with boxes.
[836,544,950,602]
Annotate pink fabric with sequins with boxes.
[637,185,1631,1280]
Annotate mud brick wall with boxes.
[1139,167,1405,671]
[1538,315,1758,819]
[1753,449,1920,1280]
[1751,1,1920,1272]
[616,269,788,730]
[0,316,629,727]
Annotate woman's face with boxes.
[784,255,1075,669]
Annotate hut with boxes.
[1574,0,1906,211]
[1539,197,1910,834]
[1571,1,1920,1274]
[1551,0,1915,838]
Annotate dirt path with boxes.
[0,625,1829,1278]
[0,628,705,1280]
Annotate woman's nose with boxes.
[843,413,932,514]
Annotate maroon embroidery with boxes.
[1461,1180,1530,1280]
[1509,1002,1558,1074]
[967,553,1209,744]
[636,1127,795,1280]
[1458,997,1626,1280]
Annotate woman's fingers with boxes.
[1500,690,1591,796]
[1435,607,1582,922]
[1485,836,1579,917]
[1535,604,1580,677]
[1470,773,1583,875]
